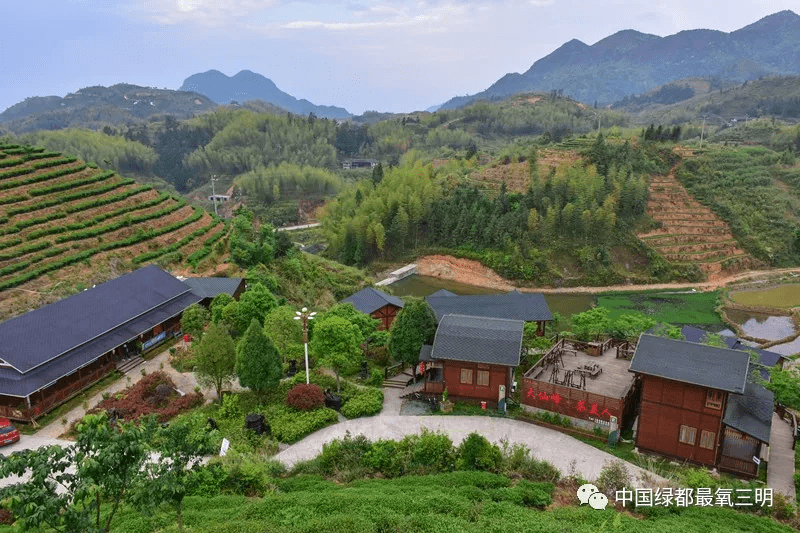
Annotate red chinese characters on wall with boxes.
[526,387,612,419]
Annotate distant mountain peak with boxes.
[179,70,350,119]
[441,10,800,111]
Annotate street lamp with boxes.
[293,307,316,384]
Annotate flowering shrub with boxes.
[286,384,324,411]
[91,371,203,423]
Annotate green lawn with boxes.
[595,290,722,326]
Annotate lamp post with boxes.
[293,307,316,384]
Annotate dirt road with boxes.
[415,255,800,294]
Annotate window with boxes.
[460,368,473,384]
[699,430,715,450]
[679,425,697,445]
[477,370,490,387]
[706,390,723,410]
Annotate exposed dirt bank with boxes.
[415,254,800,294]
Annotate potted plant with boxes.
[440,387,453,414]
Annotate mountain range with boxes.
[0,84,217,134]
[440,10,800,110]
[179,70,352,119]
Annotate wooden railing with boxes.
[385,361,406,379]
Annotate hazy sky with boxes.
[1,1,797,115]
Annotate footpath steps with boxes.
[384,370,414,390]
[116,356,145,374]
[639,172,754,278]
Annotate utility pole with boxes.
[211,175,218,217]
[699,116,706,149]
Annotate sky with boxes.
[1,1,798,115]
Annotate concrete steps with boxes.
[116,356,145,374]
[384,370,414,390]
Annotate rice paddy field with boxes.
[595,290,722,326]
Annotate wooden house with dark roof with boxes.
[416,314,524,406]
[341,287,404,330]
[630,334,774,478]
[0,266,201,422]
[426,290,552,335]
[181,276,245,306]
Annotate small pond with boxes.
[387,275,593,317]
[723,309,796,341]
[731,284,800,309]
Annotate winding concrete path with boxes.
[273,415,663,486]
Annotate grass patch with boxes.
[595,290,722,325]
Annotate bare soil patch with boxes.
[416,255,514,291]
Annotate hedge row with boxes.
[7,179,138,216]
[0,208,204,290]
[0,193,28,206]
[31,156,77,169]
[0,163,87,191]
[0,144,21,150]
[54,197,186,244]
[1,148,26,155]
[0,237,22,250]
[29,170,114,197]
[0,240,51,262]
[187,226,227,267]
[27,193,170,240]
[0,166,34,180]
[0,158,25,169]
[133,217,218,264]
[0,245,66,277]
[25,151,62,161]
[0,212,67,236]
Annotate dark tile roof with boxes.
[182,277,244,300]
[679,325,739,348]
[426,290,552,322]
[0,290,200,398]
[430,314,524,367]
[419,344,433,362]
[629,334,750,394]
[674,326,788,369]
[723,380,774,443]
[428,289,457,298]
[341,287,404,315]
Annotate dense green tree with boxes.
[310,315,363,392]
[210,293,234,324]
[570,307,611,341]
[131,418,216,531]
[318,302,380,340]
[194,322,237,402]
[229,208,276,268]
[609,313,657,342]
[236,282,278,329]
[388,299,437,380]
[236,319,282,400]
[764,367,800,410]
[0,413,155,533]
[180,303,210,339]
[263,305,304,362]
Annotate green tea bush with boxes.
[287,384,325,411]
[340,388,383,419]
[456,432,503,472]
[217,452,273,496]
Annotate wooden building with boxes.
[341,287,404,330]
[426,290,552,335]
[418,314,523,407]
[630,334,774,478]
[0,266,202,422]
[181,276,246,306]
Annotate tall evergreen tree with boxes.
[236,319,282,401]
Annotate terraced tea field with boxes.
[637,172,755,279]
[0,143,226,319]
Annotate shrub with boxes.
[0,509,14,525]
[368,345,391,366]
[316,433,373,479]
[772,492,797,520]
[368,368,384,388]
[287,383,325,411]
[595,460,632,498]
[340,388,383,419]
[499,441,560,483]
[456,432,502,472]
[218,393,241,420]
[218,451,272,496]
[267,405,339,443]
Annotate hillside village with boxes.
[4,7,800,532]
